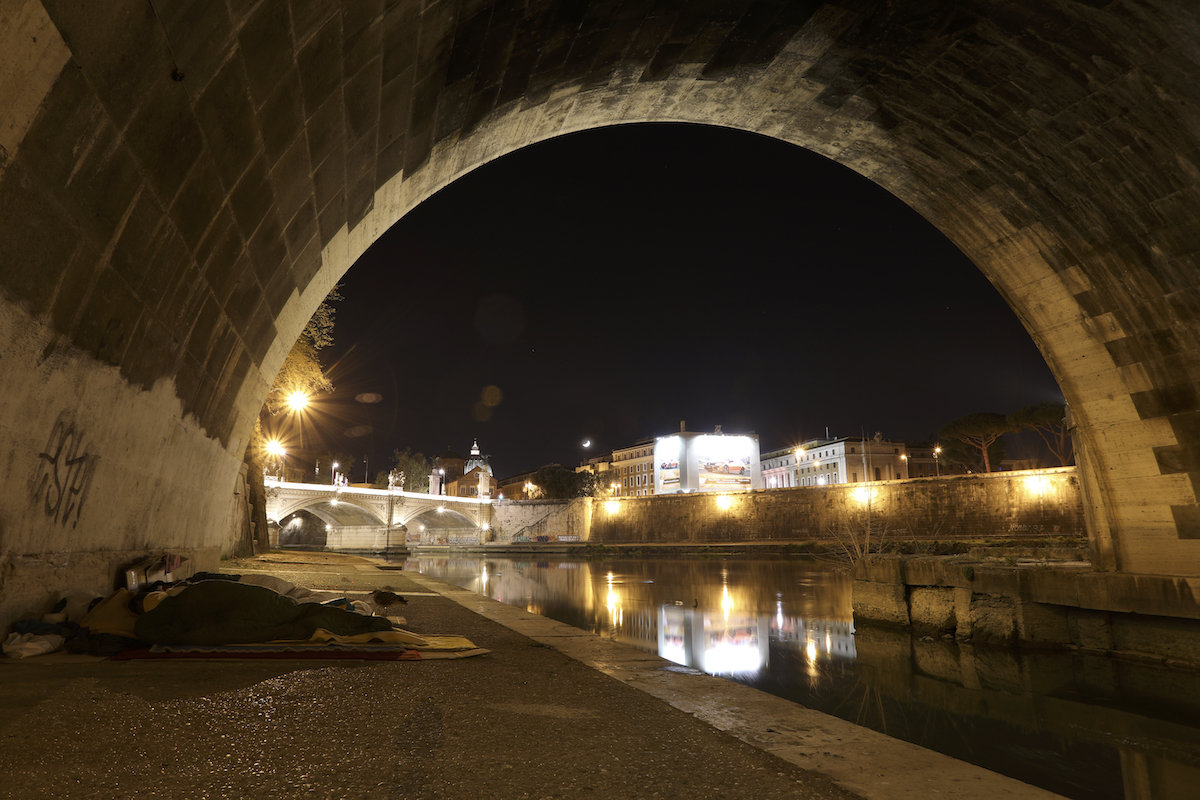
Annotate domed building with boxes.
[446,440,498,499]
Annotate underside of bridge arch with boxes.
[276,500,385,529]
[398,506,478,530]
[0,1,1198,620]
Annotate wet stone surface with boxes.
[0,557,858,800]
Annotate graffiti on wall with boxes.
[34,412,99,528]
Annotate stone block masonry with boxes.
[853,554,1200,666]
[588,468,1085,549]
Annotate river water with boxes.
[404,553,1200,800]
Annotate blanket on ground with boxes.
[134,580,396,646]
[111,634,487,661]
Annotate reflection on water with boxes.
[409,555,1200,800]
[417,556,855,679]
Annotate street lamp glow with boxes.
[851,486,876,506]
[285,390,310,412]
[265,439,286,458]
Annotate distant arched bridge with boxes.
[265,479,493,550]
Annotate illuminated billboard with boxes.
[654,432,760,494]
[695,434,754,491]
[655,436,682,494]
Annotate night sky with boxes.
[307,123,1063,482]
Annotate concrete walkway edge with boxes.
[405,570,1064,800]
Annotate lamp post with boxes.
[283,390,309,475]
[265,439,286,481]
[933,446,942,477]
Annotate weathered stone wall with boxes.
[491,499,592,543]
[853,553,1200,664]
[0,301,229,625]
[590,469,1085,547]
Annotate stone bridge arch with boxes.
[393,506,472,529]
[271,495,388,528]
[264,482,491,541]
[1,2,1198,619]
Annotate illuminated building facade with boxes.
[903,445,941,478]
[793,434,910,486]
[446,440,498,498]
[653,426,762,494]
[761,435,916,489]
[760,447,800,488]
[612,439,655,497]
[609,425,764,496]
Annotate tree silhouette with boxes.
[1009,403,1072,466]
[939,412,1013,473]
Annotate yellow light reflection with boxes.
[605,499,620,514]
[721,584,734,620]
[805,633,820,681]
[1023,474,1054,497]
[605,571,621,627]
[851,486,876,506]
[715,494,733,511]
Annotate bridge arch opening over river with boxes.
[266,481,490,550]
[0,2,1198,617]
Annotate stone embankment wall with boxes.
[853,554,1200,665]
[589,468,1084,546]
[485,468,1083,548]
[491,499,592,543]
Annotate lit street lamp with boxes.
[285,390,310,412]
[264,439,286,480]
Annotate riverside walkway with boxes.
[0,552,1060,799]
